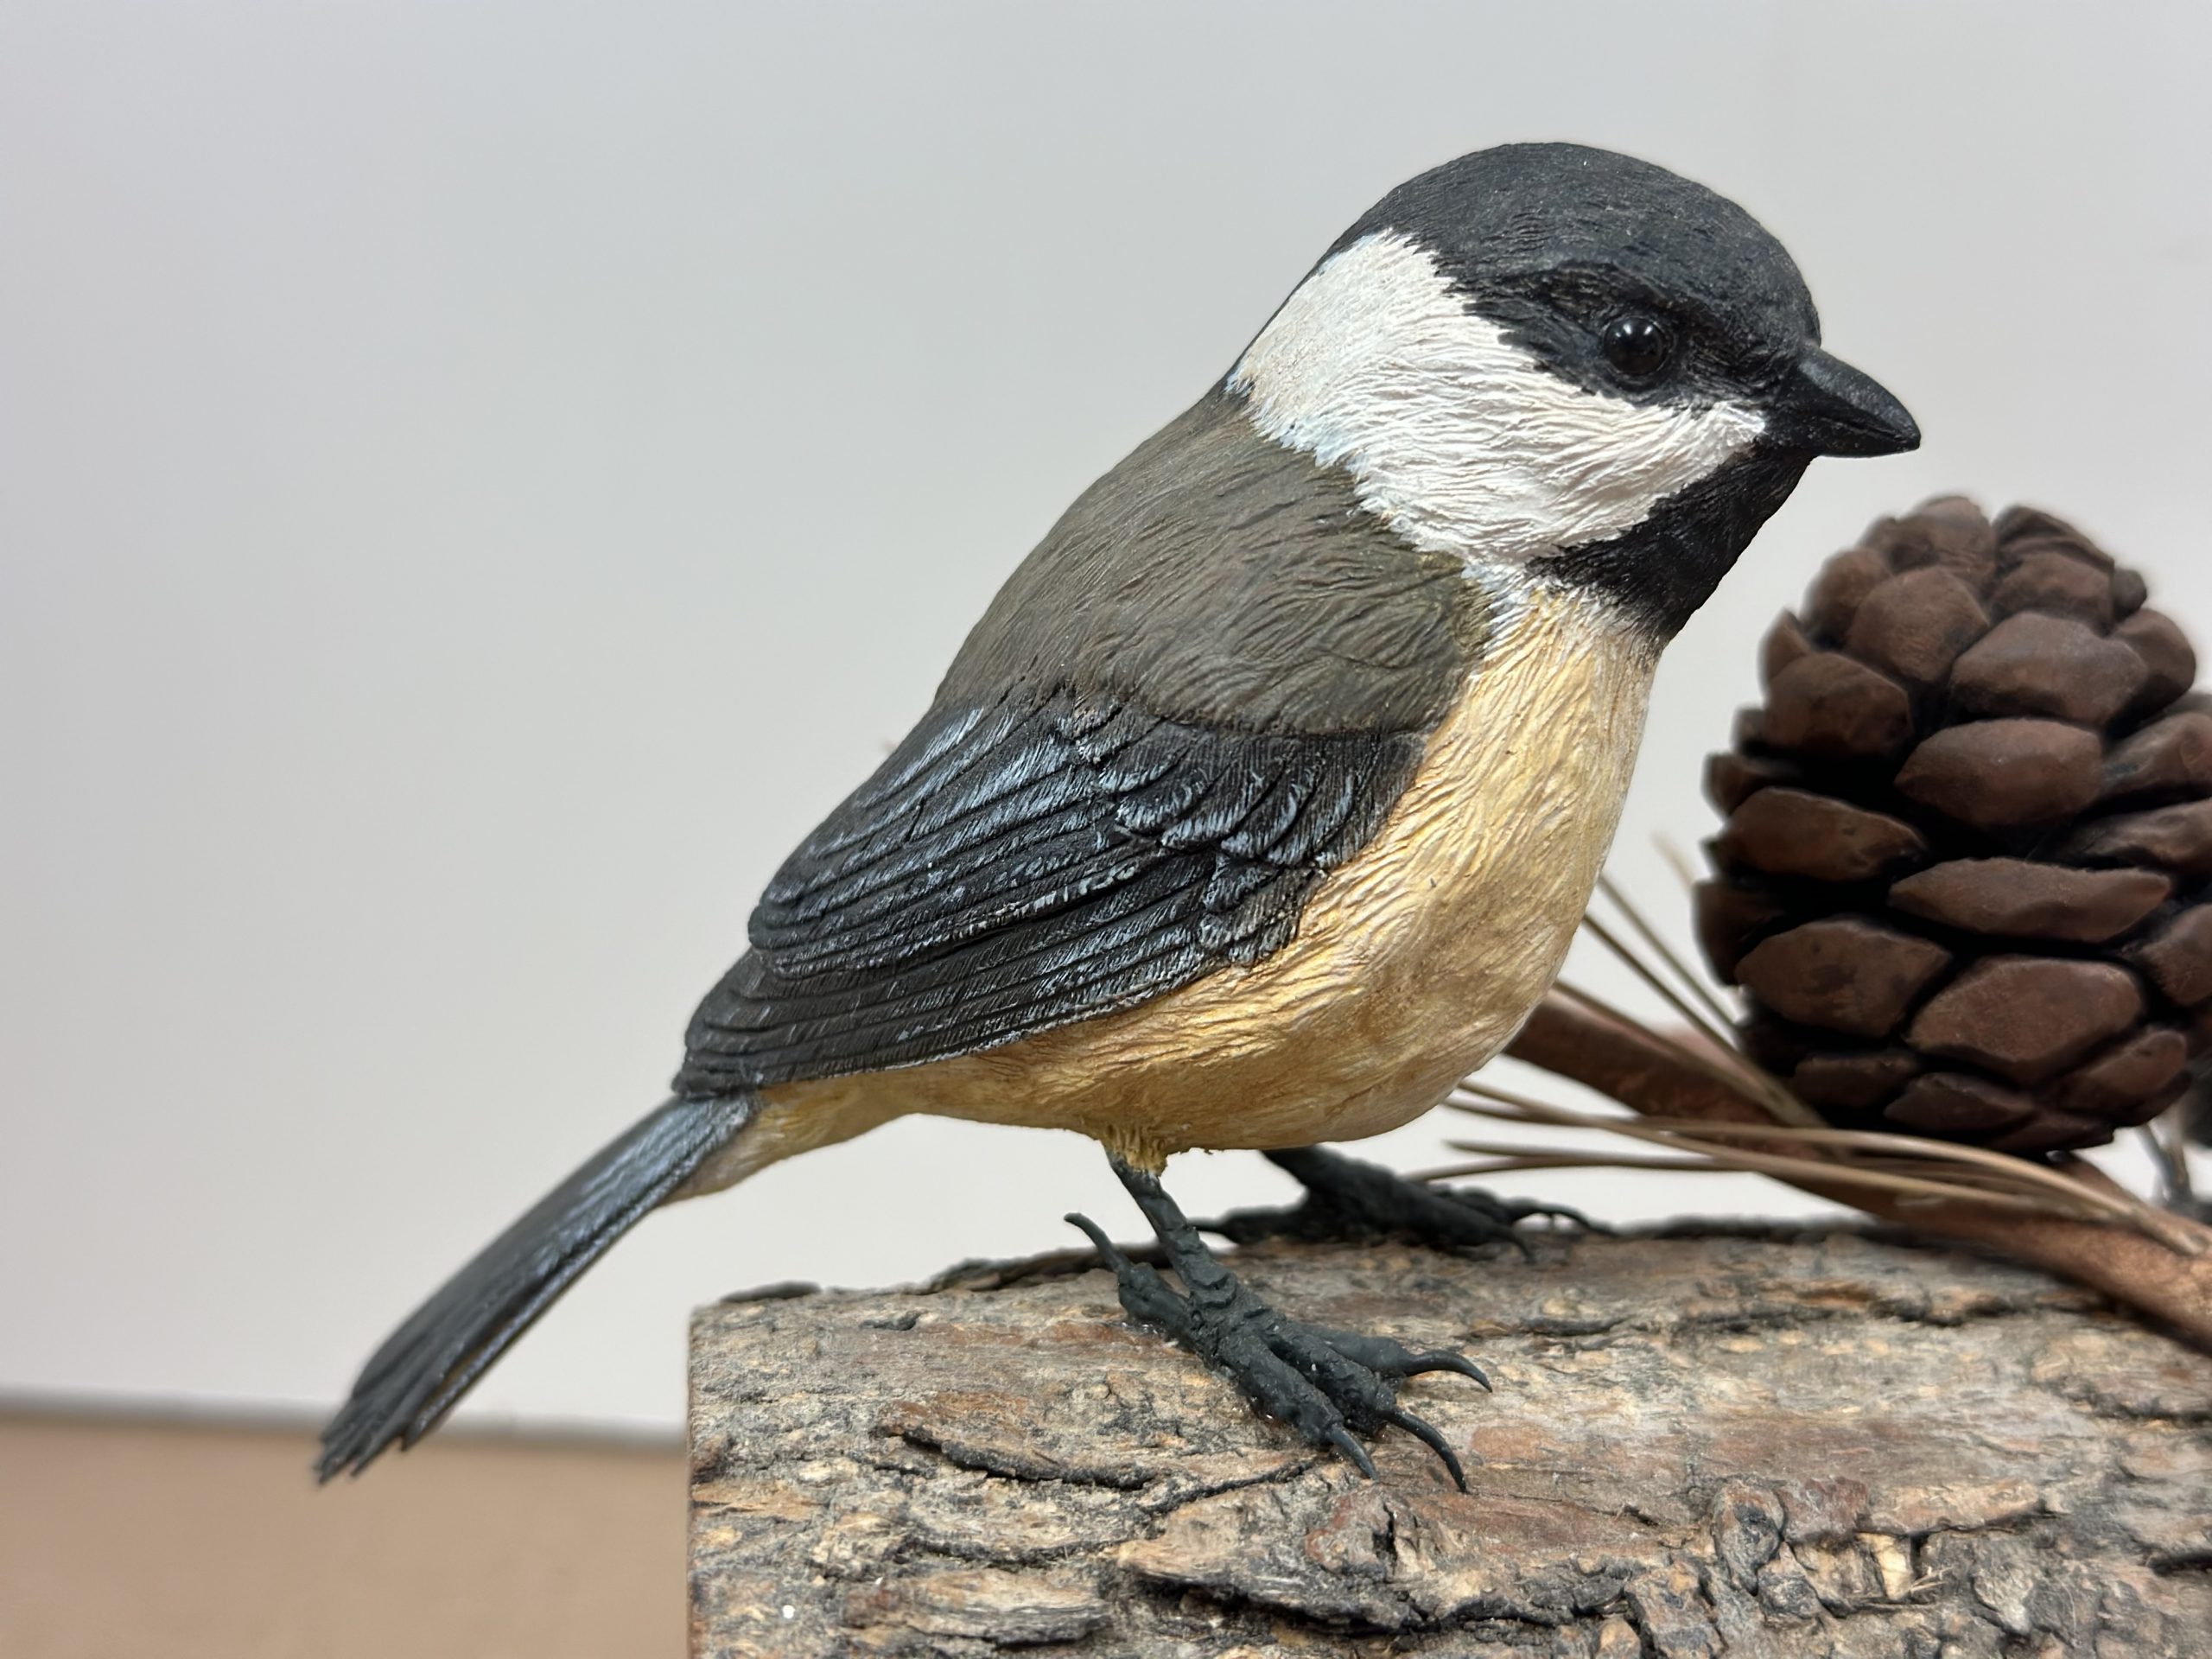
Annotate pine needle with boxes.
[1549,977,1825,1129]
[1427,1145,2081,1217]
[1654,835,1700,897]
[1594,872,1735,1030]
[1444,1072,2204,1253]
[1580,910,1742,1074]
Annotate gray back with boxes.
[939,390,1491,737]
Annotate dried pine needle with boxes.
[1462,893,2207,1255]
[1594,873,1736,1030]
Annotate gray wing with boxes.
[673,686,1421,1094]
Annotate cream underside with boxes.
[677,585,1655,1198]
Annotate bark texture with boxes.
[690,1228,2210,1657]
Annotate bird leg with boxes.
[1206,1145,1592,1255]
[1066,1156,1485,1488]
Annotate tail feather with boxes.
[316,1092,754,1480]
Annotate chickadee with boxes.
[320,142,1917,1485]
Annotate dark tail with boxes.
[316,1092,755,1480]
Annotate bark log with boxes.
[689,1227,2212,1657]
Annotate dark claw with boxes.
[1065,1211,1121,1261]
[1411,1350,1491,1391]
[1066,1212,1192,1335]
[1518,1197,1608,1234]
[1326,1424,1378,1480]
[1300,1326,1490,1390]
[1382,1407,1467,1492]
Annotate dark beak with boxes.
[1772,347,1920,457]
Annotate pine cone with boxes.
[1697,497,2212,1154]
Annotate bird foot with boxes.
[1069,1161,1490,1489]
[1206,1145,1596,1255]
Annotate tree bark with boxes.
[689,1227,2211,1657]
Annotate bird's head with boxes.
[1227,143,1918,636]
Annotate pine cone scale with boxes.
[1733,918,1951,1039]
[2132,907,2212,1005]
[1886,1072,2032,1135]
[2064,799,2212,872]
[1948,612,2145,725]
[1716,788,1926,883]
[1885,858,2170,943]
[1840,566,1988,687]
[1904,956,2142,1085]
[2103,710,2212,802]
[1892,716,2104,830]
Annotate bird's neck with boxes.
[1539,448,1813,640]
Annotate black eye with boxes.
[1602,315,1674,377]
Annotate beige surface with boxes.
[0,1410,684,1658]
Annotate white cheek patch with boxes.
[1227,232,1766,565]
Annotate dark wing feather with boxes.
[674,688,1421,1093]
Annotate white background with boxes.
[4,2,2208,1436]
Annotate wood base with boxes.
[689,1226,2211,1656]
